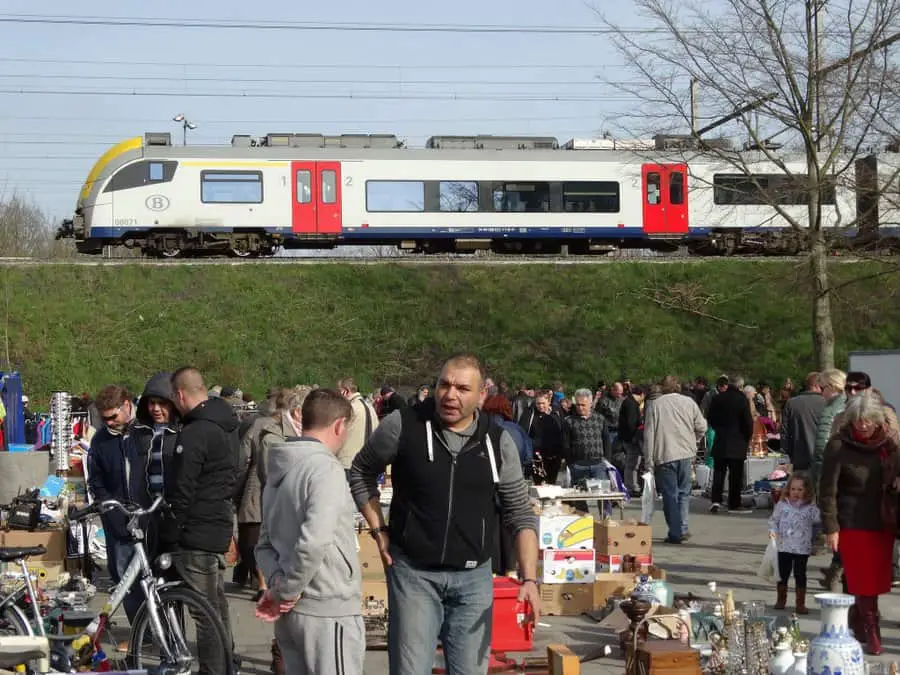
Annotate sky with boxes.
[0,1,647,221]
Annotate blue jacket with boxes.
[87,424,141,539]
[491,414,534,467]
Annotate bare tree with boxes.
[0,191,77,259]
[603,0,900,369]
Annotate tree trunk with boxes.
[810,230,835,370]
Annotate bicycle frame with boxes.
[0,560,45,638]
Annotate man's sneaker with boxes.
[709,503,722,513]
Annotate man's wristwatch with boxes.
[369,526,390,539]
[521,578,539,586]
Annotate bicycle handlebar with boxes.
[69,495,166,522]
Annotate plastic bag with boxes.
[556,463,571,488]
[757,539,779,583]
[640,472,655,524]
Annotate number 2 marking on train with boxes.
[344,176,353,186]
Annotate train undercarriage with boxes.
[64,225,900,259]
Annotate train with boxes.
[56,131,900,258]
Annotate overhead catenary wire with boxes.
[0,14,658,35]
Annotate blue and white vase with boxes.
[807,593,864,675]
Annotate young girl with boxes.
[768,472,821,614]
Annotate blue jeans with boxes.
[655,459,692,542]
[387,549,493,675]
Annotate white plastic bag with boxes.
[757,539,779,584]
[556,463,571,488]
[640,472,655,524]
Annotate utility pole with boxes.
[814,0,825,152]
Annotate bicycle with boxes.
[0,497,233,673]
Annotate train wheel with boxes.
[230,247,259,258]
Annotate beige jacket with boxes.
[336,393,379,469]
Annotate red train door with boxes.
[291,161,342,234]
[642,163,689,234]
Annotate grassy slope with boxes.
[5,260,899,405]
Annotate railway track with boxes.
[0,254,866,266]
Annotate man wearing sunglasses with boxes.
[86,385,137,608]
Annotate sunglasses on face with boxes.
[101,408,122,422]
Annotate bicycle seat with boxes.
[0,545,46,562]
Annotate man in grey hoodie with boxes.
[254,388,364,675]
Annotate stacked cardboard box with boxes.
[537,513,595,584]
[357,527,389,648]
[0,528,67,587]
[594,520,653,575]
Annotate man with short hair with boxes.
[165,367,239,675]
[255,389,364,675]
[644,376,707,543]
[349,354,539,675]
[87,385,137,617]
[780,372,825,471]
[564,389,610,484]
[337,377,380,478]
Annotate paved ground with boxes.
[212,497,900,673]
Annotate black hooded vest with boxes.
[388,402,504,570]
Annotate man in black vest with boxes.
[350,354,539,675]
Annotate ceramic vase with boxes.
[789,650,808,675]
[807,593,864,675]
[771,642,795,675]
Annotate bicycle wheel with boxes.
[127,585,232,674]
[0,602,32,637]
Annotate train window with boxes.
[492,182,550,212]
[148,162,164,182]
[366,181,425,212]
[562,181,620,213]
[322,170,337,204]
[713,173,835,205]
[646,173,661,205]
[296,171,312,204]
[669,172,684,205]
[440,181,479,212]
[200,171,263,204]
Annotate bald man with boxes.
[166,366,241,675]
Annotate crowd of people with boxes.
[81,360,899,674]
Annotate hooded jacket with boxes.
[128,373,179,508]
[255,438,362,618]
[161,397,239,553]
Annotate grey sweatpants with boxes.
[274,613,365,675]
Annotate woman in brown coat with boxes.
[819,392,899,655]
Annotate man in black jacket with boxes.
[619,385,646,495]
[707,375,754,513]
[167,367,240,675]
[350,354,538,675]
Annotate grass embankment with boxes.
[4,260,899,406]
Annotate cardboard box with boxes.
[593,572,639,608]
[361,579,388,616]
[541,549,595,584]
[593,521,652,556]
[540,583,594,616]
[356,532,385,579]
[0,560,64,587]
[539,514,593,550]
[596,554,623,573]
[1,528,67,562]
[623,554,653,573]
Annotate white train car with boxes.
[58,131,854,257]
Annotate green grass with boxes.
[4,260,899,406]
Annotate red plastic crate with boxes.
[490,577,534,653]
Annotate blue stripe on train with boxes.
[87,225,900,240]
